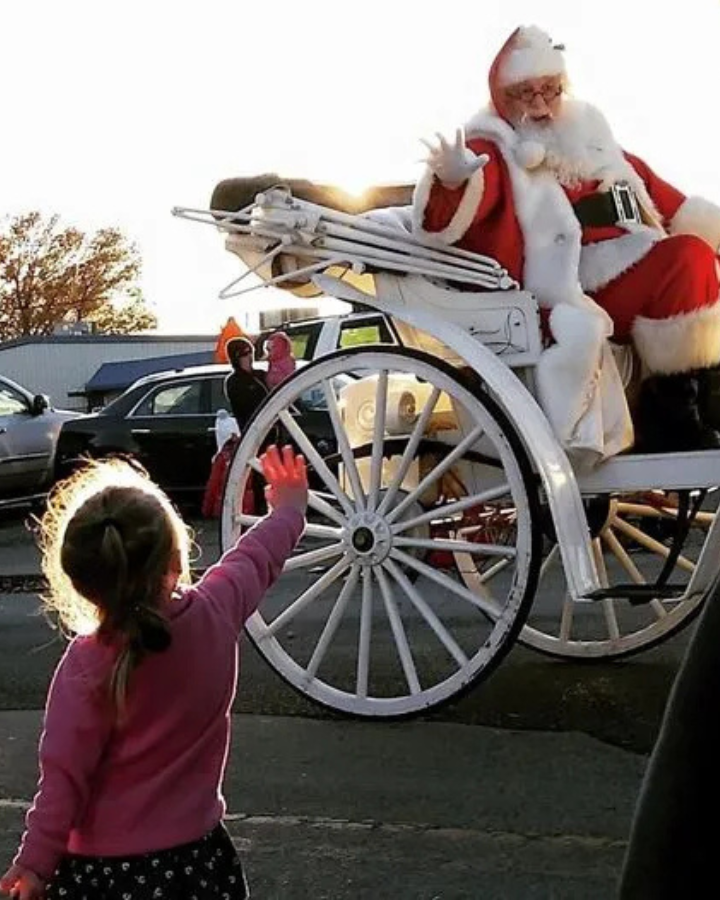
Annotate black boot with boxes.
[696,365,720,431]
[635,372,720,453]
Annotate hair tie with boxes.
[133,606,172,653]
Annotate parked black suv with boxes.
[54,363,349,500]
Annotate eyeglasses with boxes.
[506,84,563,104]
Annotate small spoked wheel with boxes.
[518,491,713,659]
[221,347,542,718]
[456,489,713,660]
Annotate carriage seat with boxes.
[210,175,414,217]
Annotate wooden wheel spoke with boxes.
[262,558,351,637]
[306,566,361,679]
[376,566,421,695]
[612,517,695,573]
[384,558,469,667]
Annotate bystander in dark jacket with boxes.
[223,337,269,433]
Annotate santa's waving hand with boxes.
[420,128,489,188]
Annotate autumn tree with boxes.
[0,212,157,340]
[87,287,157,334]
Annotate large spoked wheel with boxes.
[457,489,713,659]
[221,346,542,718]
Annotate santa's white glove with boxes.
[421,128,489,187]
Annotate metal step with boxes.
[0,493,47,511]
[585,583,686,605]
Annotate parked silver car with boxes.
[0,375,80,508]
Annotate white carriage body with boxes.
[174,187,720,607]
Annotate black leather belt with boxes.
[572,182,642,228]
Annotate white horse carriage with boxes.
[174,176,720,719]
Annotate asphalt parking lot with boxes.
[0,508,690,898]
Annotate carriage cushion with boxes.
[210,175,414,216]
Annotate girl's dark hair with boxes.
[39,458,192,715]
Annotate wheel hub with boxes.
[345,512,392,565]
[352,526,375,552]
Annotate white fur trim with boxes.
[411,166,485,245]
[579,231,664,293]
[364,206,413,232]
[670,196,720,251]
[460,107,585,308]
[536,303,633,464]
[548,301,611,349]
[632,301,720,374]
[461,102,665,312]
[509,165,585,309]
[464,106,518,144]
[499,26,566,86]
[536,305,603,449]
[515,140,546,170]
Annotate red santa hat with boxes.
[489,26,567,170]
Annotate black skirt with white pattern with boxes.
[45,823,248,899]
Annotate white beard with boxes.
[516,100,628,188]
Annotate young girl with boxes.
[0,445,307,900]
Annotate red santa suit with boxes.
[413,23,720,454]
[413,100,720,376]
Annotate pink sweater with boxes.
[15,506,305,880]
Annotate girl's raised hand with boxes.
[260,445,308,514]
[0,864,45,899]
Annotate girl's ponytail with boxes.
[108,605,172,718]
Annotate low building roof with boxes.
[0,333,217,351]
[84,350,215,392]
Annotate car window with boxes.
[299,386,326,411]
[210,376,229,413]
[339,319,393,348]
[0,385,29,416]
[288,328,314,361]
[299,375,354,411]
[269,325,319,361]
[132,381,204,416]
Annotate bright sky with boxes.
[2,0,720,335]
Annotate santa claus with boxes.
[413,25,720,453]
